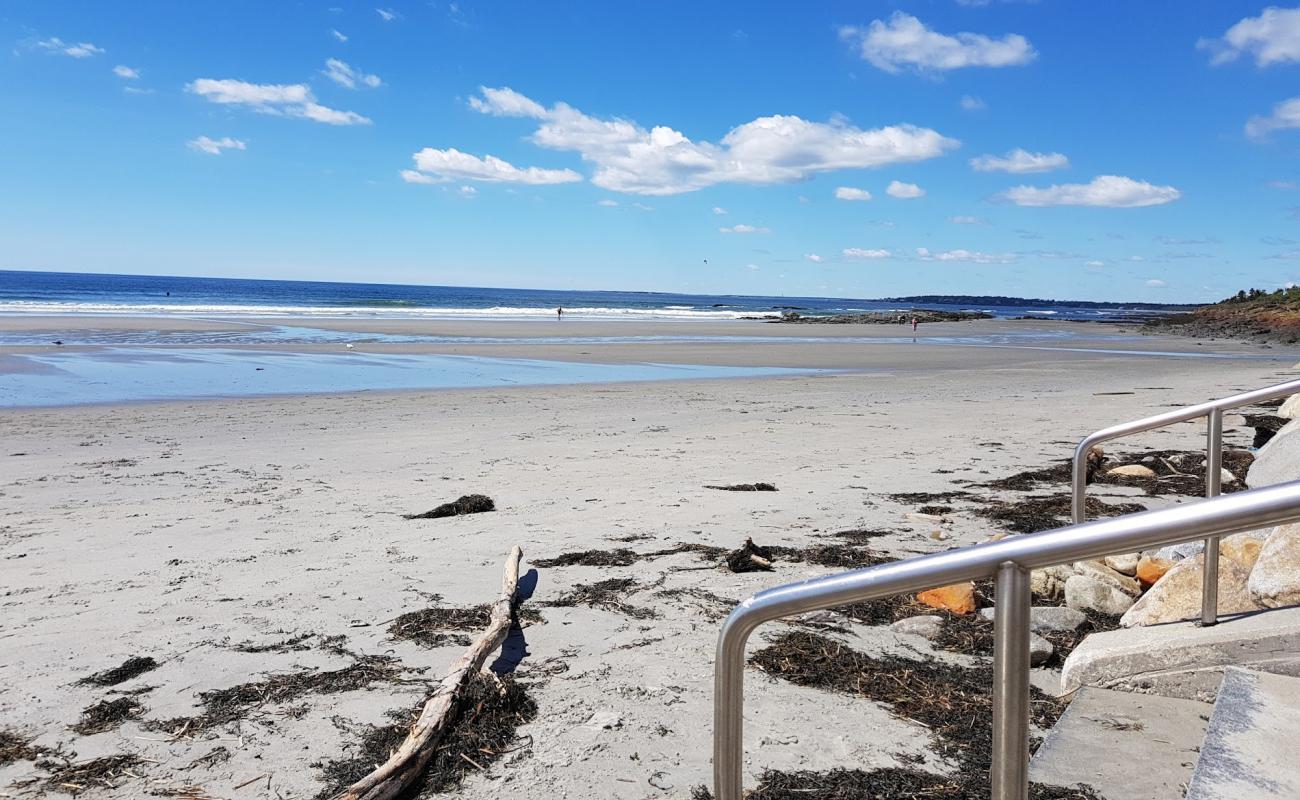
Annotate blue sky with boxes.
[4,1,1300,302]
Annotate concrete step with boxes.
[1185,667,1300,800]
[1029,686,1210,800]
[1061,605,1300,701]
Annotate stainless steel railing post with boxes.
[1201,407,1224,625]
[991,561,1031,800]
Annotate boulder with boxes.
[917,582,976,615]
[1030,632,1055,667]
[890,614,945,640]
[979,605,1088,634]
[1074,560,1141,597]
[1065,575,1136,616]
[1249,522,1300,608]
[1151,541,1204,562]
[1219,530,1268,571]
[1136,554,1173,588]
[1245,417,1300,489]
[1121,553,1263,627]
[1103,552,1140,576]
[1280,393,1300,420]
[1031,564,1076,602]
[1107,464,1156,479]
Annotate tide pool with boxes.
[0,348,823,408]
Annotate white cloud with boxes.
[36,37,105,58]
[1001,175,1181,208]
[970,148,1069,173]
[331,29,349,43]
[835,186,873,201]
[323,59,381,89]
[1146,279,1167,288]
[187,136,246,155]
[843,248,892,259]
[1247,96,1300,138]
[746,264,760,271]
[1199,6,1300,67]
[1269,180,1300,189]
[712,206,728,215]
[112,65,139,79]
[886,180,925,198]
[463,85,958,195]
[376,7,399,21]
[960,95,986,111]
[839,12,1035,74]
[948,215,987,225]
[458,185,477,197]
[719,224,771,234]
[633,202,654,211]
[805,253,824,263]
[186,78,371,125]
[1086,260,1105,267]
[916,247,1015,264]
[402,148,582,185]
[597,198,619,207]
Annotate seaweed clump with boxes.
[77,656,159,687]
[1,729,46,765]
[739,768,1103,799]
[388,604,542,649]
[545,577,656,619]
[403,494,495,520]
[69,698,146,736]
[751,632,1065,764]
[40,754,144,795]
[533,549,642,568]
[749,631,1083,798]
[143,653,411,736]
[705,483,778,491]
[315,674,537,798]
[973,494,1145,534]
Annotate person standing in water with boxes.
[557,307,564,320]
[911,316,918,332]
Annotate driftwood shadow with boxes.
[489,568,538,675]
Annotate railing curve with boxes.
[713,480,1300,800]
[1070,378,1300,624]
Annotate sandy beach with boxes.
[2,317,1297,798]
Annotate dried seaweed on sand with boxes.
[69,697,145,736]
[77,656,159,687]
[315,674,536,799]
[546,577,657,619]
[403,494,495,520]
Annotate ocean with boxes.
[0,270,1169,322]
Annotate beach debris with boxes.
[534,549,641,567]
[143,649,410,737]
[726,538,774,572]
[1107,464,1156,479]
[704,482,778,492]
[230,632,315,654]
[654,587,738,621]
[403,494,495,520]
[749,631,1069,785]
[973,493,1145,534]
[325,546,532,800]
[41,754,144,795]
[916,582,977,615]
[546,577,656,619]
[316,673,536,799]
[1244,413,1287,448]
[77,656,159,687]
[388,603,542,649]
[0,729,46,765]
[889,614,944,640]
[69,697,146,736]
[732,767,1103,799]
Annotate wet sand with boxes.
[0,317,1297,798]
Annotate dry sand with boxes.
[1,317,1296,798]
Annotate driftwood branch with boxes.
[331,545,524,800]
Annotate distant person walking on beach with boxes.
[911,316,918,332]
[557,307,564,320]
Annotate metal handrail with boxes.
[1070,378,1300,625]
[713,480,1300,800]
